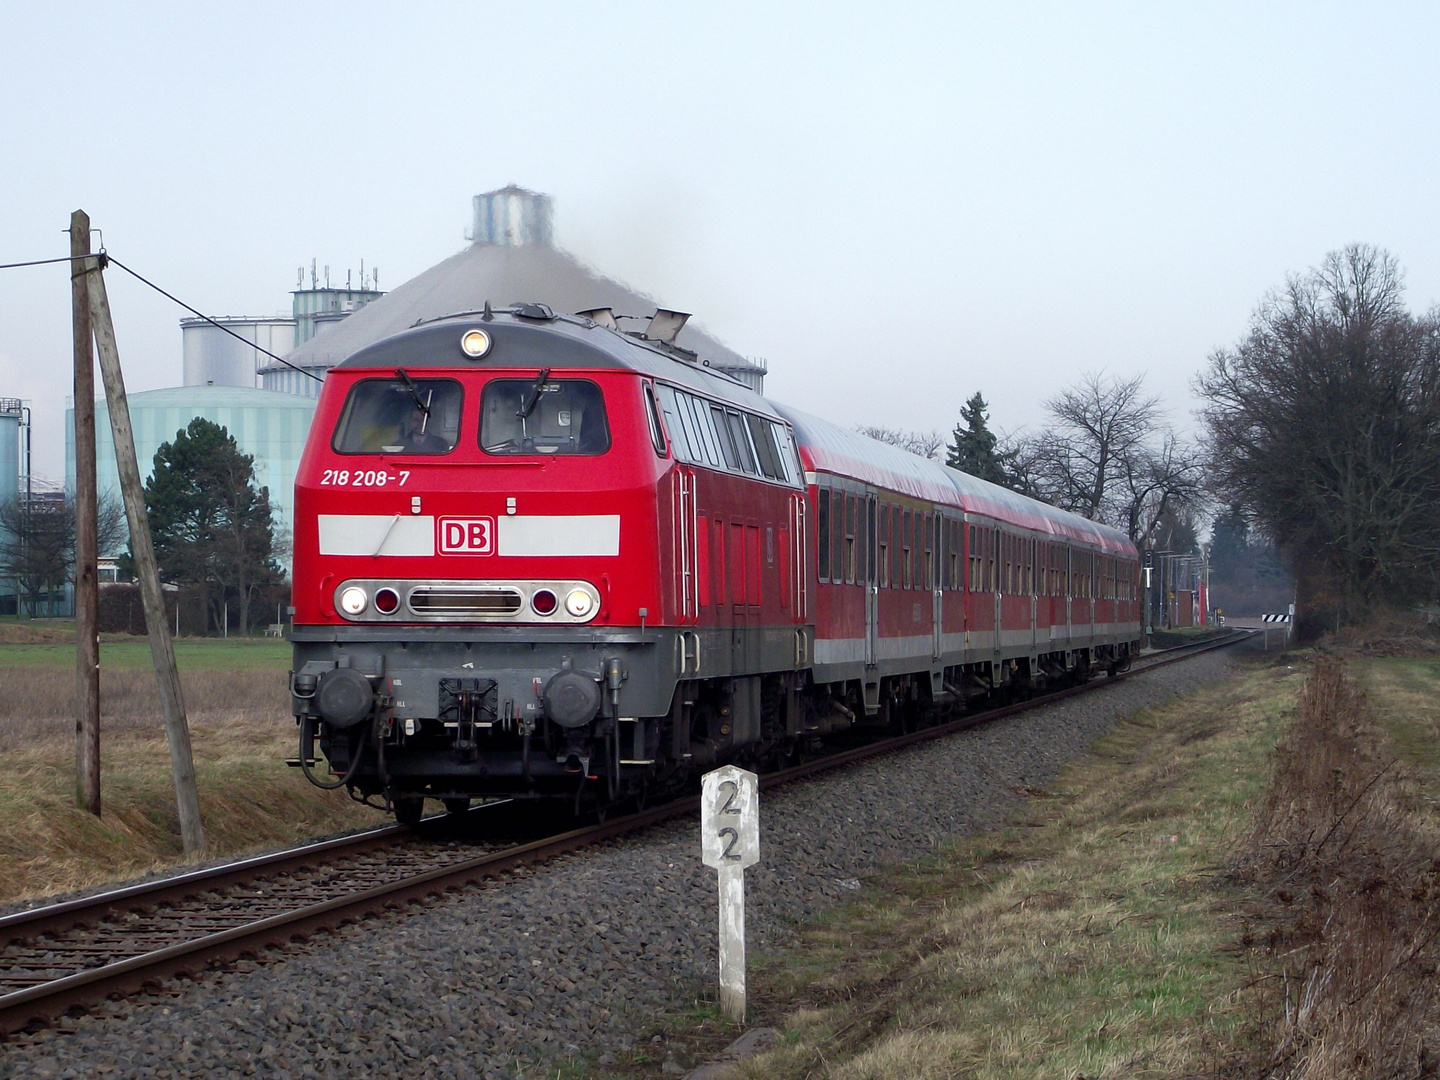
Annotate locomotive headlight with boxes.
[564,588,595,618]
[339,586,369,616]
[460,328,492,358]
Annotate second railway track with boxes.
[0,630,1251,1038]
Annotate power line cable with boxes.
[103,254,324,384]
[0,255,83,271]
[0,248,325,385]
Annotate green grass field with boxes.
[0,636,291,671]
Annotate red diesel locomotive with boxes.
[290,304,1141,823]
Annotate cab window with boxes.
[480,378,610,455]
[332,377,462,455]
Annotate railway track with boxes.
[0,630,1250,1038]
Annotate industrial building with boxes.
[0,398,28,613]
[65,386,318,545]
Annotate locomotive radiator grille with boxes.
[408,586,524,616]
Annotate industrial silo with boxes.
[0,397,22,509]
[182,317,297,389]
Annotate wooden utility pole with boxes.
[71,211,101,817]
[83,249,205,855]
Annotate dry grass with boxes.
[0,619,80,644]
[635,661,1300,1080]
[0,668,290,751]
[0,642,378,904]
[1235,656,1440,1079]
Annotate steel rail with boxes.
[0,630,1250,1037]
[0,824,408,943]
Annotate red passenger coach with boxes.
[775,410,1141,725]
[289,305,1141,823]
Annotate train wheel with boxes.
[444,797,470,816]
[394,796,425,827]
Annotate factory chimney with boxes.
[470,185,554,247]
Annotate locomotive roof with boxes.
[774,404,1135,555]
[333,309,785,420]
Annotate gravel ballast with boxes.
[1,651,1238,1078]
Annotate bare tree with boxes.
[857,425,944,461]
[1198,244,1440,633]
[0,492,125,616]
[1020,372,1203,542]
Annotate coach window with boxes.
[817,488,831,581]
[966,525,976,590]
[884,510,895,588]
[334,377,463,455]
[948,521,960,590]
[915,513,925,589]
[898,510,909,589]
[878,505,890,588]
[481,378,610,455]
[922,514,933,589]
[858,498,869,584]
[844,495,857,584]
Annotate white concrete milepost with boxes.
[701,764,760,1022]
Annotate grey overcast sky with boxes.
[3,2,1438,484]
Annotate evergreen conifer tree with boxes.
[144,418,277,634]
[945,392,1012,486]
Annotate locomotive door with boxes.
[788,492,807,623]
[672,467,698,624]
[864,493,878,668]
[932,513,944,661]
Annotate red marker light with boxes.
[374,588,400,614]
[531,589,558,615]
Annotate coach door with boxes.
[1065,544,1073,640]
[865,493,878,667]
[993,527,1003,651]
[1029,537,1039,652]
[932,513,944,661]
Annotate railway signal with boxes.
[701,765,760,1022]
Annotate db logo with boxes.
[438,517,494,555]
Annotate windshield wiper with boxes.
[517,367,551,420]
[395,368,430,415]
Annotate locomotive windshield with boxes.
[480,378,610,455]
[332,377,462,454]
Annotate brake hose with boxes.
[299,714,368,790]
